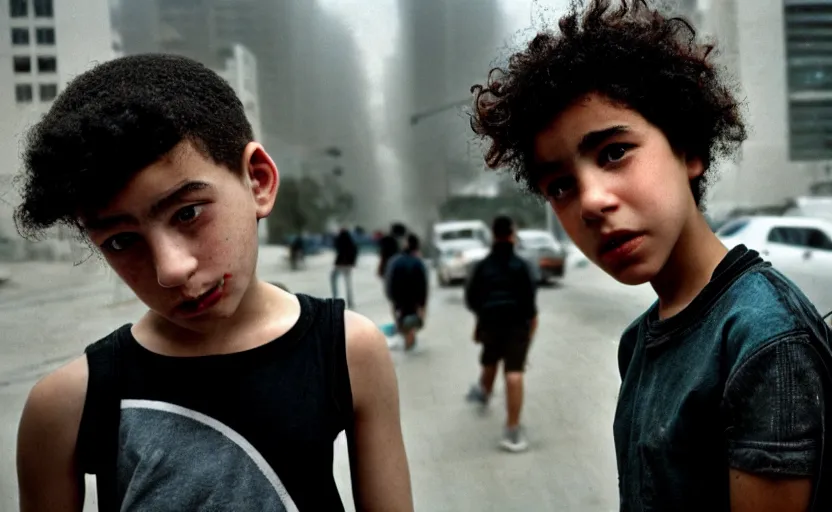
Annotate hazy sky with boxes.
[318,0,571,108]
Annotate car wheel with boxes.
[438,271,450,287]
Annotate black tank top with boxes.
[77,294,355,511]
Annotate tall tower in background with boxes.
[394,0,502,230]
[115,0,379,227]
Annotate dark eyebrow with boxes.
[577,125,630,154]
[148,180,212,219]
[85,180,212,232]
[532,125,631,177]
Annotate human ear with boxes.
[241,142,279,220]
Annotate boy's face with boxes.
[83,141,278,329]
[533,94,703,285]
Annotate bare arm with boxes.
[729,470,812,512]
[17,356,88,512]
[345,311,413,511]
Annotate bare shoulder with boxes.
[20,355,88,445]
[343,311,397,408]
[18,356,88,511]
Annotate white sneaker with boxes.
[499,426,529,453]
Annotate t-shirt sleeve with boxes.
[723,334,825,477]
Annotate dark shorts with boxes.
[478,326,531,373]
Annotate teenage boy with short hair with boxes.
[15,54,412,511]
[465,215,538,452]
[470,0,831,510]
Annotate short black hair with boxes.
[14,53,254,240]
[470,0,747,207]
[492,215,514,240]
[391,223,408,237]
[406,234,421,253]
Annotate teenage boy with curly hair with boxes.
[471,1,832,510]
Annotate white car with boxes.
[717,216,832,314]
[433,220,491,286]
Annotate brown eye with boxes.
[598,143,633,165]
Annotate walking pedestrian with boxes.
[386,234,429,351]
[14,54,413,511]
[331,227,358,308]
[378,222,407,279]
[464,216,538,452]
[470,0,832,508]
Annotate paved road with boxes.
[0,246,655,511]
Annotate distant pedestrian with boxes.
[378,222,408,278]
[386,234,429,351]
[289,234,305,270]
[465,215,538,452]
[331,227,358,308]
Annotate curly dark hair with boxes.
[14,53,254,240]
[470,0,747,206]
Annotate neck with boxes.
[650,210,727,320]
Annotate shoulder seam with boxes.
[723,330,814,396]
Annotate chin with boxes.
[603,261,657,286]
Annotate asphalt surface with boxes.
[0,246,656,511]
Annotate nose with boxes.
[578,170,618,223]
[152,236,198,289]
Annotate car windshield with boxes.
[439,228,482,242]
[717,219,750,238]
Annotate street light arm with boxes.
[410,97,473,126]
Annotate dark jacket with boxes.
[465,242,537,329]
[377,235,401,277]
[386,252,428,311]
[334,230,358,266]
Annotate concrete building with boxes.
[698,0,832,216]
[213,43,261,142]
[0,0,114,260]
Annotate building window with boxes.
[37,56,56,73]
[15,84,33,103]
[39,83,57,101]
[13,56,31,73]
[33,0,51,17]
[10,0,27,17]
[11,27,29,45]
[786,2,832,160]
[35,27,54,45]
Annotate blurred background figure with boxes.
[289,234,305,271]
[378,222,408,279]
[331,227,358,308]
[465,215,538,453]
[386,234,429,351]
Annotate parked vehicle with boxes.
[717,216,832,314]
[516,229,567,282]
[433,220,491,286]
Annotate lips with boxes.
[178,275,228,315]
[598,230,645,264]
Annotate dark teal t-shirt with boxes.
[614,245,832,511]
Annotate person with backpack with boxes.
[469,0,832,508]
[14,54,412,511]
[465,215,538,453]
[386,234,429,351]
